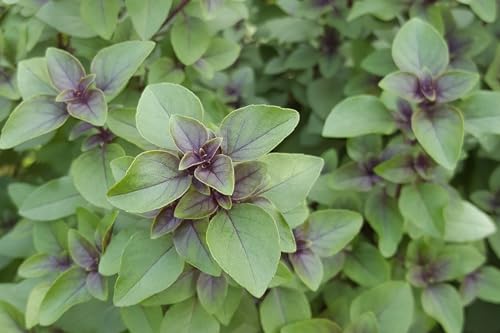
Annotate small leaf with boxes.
[379,71,422,102]
[39,267,92,325]
[197,273,228,314]
[444,200,496,242]
[344,242,390,287]
[170,115,209,153]
[281,319,342,333]
[20,177,86,221]
[412,105,464,170]
[125,0,172,40]
[259,287,311,333]
[0,96,68,149]
[476,266,500,303]
[207,204,280,297]
[91,41,155,100]
[220,105,299,161]
[323,96,395,138]
[344,312,379,333]
[174,189,218,220]
[233,161,268,200]
[107,151,192,213]
[136,83,204,149]
[86,271,108,301]
[179,152,203,171]
[194,154,235,195]
[173,219,221,276]
[422,284,463,333]
[80,0,121,39]
[289,248,324,291]
[459,90,500,136]
[392,18,449,76]
[18,253,69,278]
[114,231,184,306]
[171,17,211,66]
[26,283,51,329]
[151,206,183,238]
[67,88,107,126]
[435,70,479,103]
[160,298,220,333]
[351,281,413,333]
[68,229,99,271]
[46,47,85,91]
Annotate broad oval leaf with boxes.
[459,90,500,136]
[422,284,463,333]
[444,200,496,242]
[17,58,58,99]
[351,281,414,333]
[160,297,220,333]
[68,229,99,271]
[120,305,163,333]
[233,161,268,200]
[435,70,479,103]
[0,96,68,149]
[289,248,324,291]
[71,144,125,209]
[151,206,183,238]
[39,267,92,325]
[220,105,299,162]
[412,105,464,170]
[80,0,121,39]
[46,47,85,91]
[194,154,235,195]
[114,231,184,306]
[196,273,227,314]
[169,115,209,153]
[107,150,192,213]
[125,0,172,40]
[20,177,87,221]
[322,96,395,138]
[206,204,280,297]
[259,287,311,333]
[136,83,204,149]
[91,41,155,100]
[67,88,107,126]
[392,18,449,76]
[174,190,218,220]
[173,219,221,276]
[171,17,211,66]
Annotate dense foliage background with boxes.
[1,0,500,332]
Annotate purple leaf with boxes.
[201,137,223,161]
[213,191,232,210]
[379,71,423,103]
[194,154,235,195]
[435,70,479,103]
[232,161,267,200]
[174,189,218,219]
[68,229,99,271]
[151,205,183,238]
[179,151,203,170]
[289,248,324,291]
[86,271,108,301]
[56,89,80,103]
[67,88,107,126]
[46,47,86,91]
[170,114,209,153]
[196,273,228,314]
[78,74,96,91]
[192,177,211,195]
[69,121,96,141]
[18,253,71,278]
[418,69,436,102]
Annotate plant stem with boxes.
[153,0,191,40]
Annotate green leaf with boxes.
[46,47,85,91]
[72,144,125,209]
[121,306,163,333]
[86,271,108,301]
[323,96,395,138]
[392,18,449,76]
[365,190,404,257]
[344,312,379,333]
[67,88,108,126]
[174,190,218,220]
[378,71,422,102]
[39,267,93,325]
[147,57,185,84]
[476,267,500,303]
[20,177,86,221]
[26,283,51,329]
[17,57,58,99]
[344,242,390,287]
[259,288,311,333]
[259,153,323,212]
[107,108,156,150]
[173,219,221,276]
[99,229,134,276]
[91,41,155,100]
[459,91,500,136]
[399,183,448,238]
[435,70,479,103]
[207,204,280,297]
[281,319,342,333]
[37,1,97,38]
[0,96,68,149]
[125,0,172,40]
[203,38,241,71]
[300,209,363,257]
[80,0,121,39]
[171,17,211,65]
[233,161,268,200]
[444,200,496,242]
[107,151,192,213]
[194,154,235,195]
[197,273,228,314]
[422,284,463,333]
[412,105,464,170]
[160,298,220,333]
[459,0,497,22]
[142,269,198,306]
[351,281,413,333]
[289,248,324,291]
[220,105,299,161]
[114,231,184,306]
[0,301,27,333]
[18,253,63,278]
[136,83,204,149]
